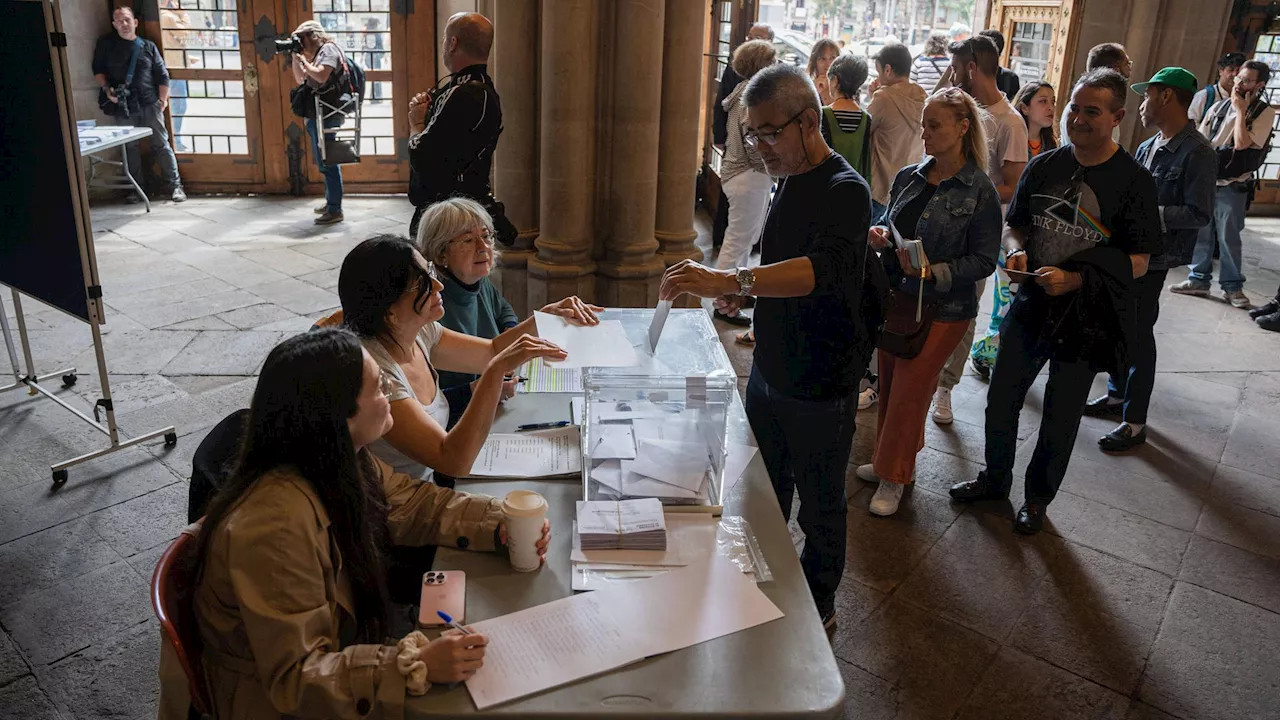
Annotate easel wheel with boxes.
[51,469,68,486]
[61,373,77,387]
[164,432,178,447]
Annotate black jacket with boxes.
[713,65,742,147]
[408,65,503,209]
[92,33,169,111]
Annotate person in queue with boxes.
[950,69,1162,534]
[714,39,778,331]
[854,88,1001,516]
[822,54,873,183]
[910,34,950,92]
[659,64,872,632]
[319,236,593,488]
[415,199,604,422]
[157,329,549,719]
[808,38,842,105]
[289,20,347,225]
[970,80,1060,379]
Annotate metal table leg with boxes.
[119,142,150,213]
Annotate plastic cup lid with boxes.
[502,490,547,517]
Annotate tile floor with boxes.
[2,195,1280,720]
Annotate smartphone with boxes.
[417,570,466,627]
[1004,268,1049,279]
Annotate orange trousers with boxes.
[872,320,970,484]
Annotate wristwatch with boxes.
[734,267,756,297]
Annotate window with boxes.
[314,0,395,155]
[1250,34,1280,179]
[159,0,248,155]
[1009,21,1052,85]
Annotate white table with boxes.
[77,125,152,212]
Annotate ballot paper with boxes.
[515,356,582,393]
[572,513,719,566]
[534,312,640,368]
[469,426,581,478]
[577,498,667,550]
[594,400,673,422]
[648,300,673,352]
[629,438,709,492]
[590,460,702,501]
[722,443,759,493]
[589,424,636,460]
[464,555,784,709]
[632,415,702,442]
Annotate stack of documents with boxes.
[577,498,667,550]
[468,426,581,478]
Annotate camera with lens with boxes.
[110,84,132,103]
[273,34,302,54]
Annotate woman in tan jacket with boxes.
[158,328,549,719]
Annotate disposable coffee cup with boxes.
[502,490,548,572]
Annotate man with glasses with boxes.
[950,69,1161,534]
[660,63,872,633]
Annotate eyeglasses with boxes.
[411,261,441,313]
[379,369,395,399]
[744,110,805,149]
[451,228,496,248]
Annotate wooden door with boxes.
[156,0,266,185]
[990,0,1083,112]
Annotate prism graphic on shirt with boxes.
[1026,178,1113,269]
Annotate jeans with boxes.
[169,80,187,151]
[744,367,858,612]
[306,116,344,214]
[984,314,1097,505]
[122,102,181,191]
[1189,185,1248,292]
[1105,269,1168,425]
[938,277,987,390]
[871,199,887,226]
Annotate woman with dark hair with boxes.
[910,33,950,91]
[822,54,873,182]
[969,81,1058,378]
[159,329,550,719]
[807,38,841,105]
[322,235,582,485]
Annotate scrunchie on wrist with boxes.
[396,631,431,695]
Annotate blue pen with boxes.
[436,610,473,635]
[516,420,571,432]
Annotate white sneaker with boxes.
[932,387,953,425]
[869,481,904,516]
[858,387,878,410]
[855,463,878,483]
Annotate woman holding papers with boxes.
[855,88,1001,517]
[158,329,549,720]
[320,235,594,487]
[415,197,603,422]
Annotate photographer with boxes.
[289,20,346,226]
[92,6,185,203]
[406,13,515,244]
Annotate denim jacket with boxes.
[1133,121,1217,270]
[883,158,1002,321]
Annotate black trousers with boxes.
[1105,269,1168,425]
[984,315,1097,505]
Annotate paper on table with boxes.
[629,438,709,492]
[571,513,719,566]
[465,555,783,709]
[588,424,636,460]
[648,300,672,352]
[722,443,759,493]
[515,356,582,393]
[469,426,582,478]
[576,498,666,537]
[534,312,640,368]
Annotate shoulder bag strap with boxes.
[125,37,143,85]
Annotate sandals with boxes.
[735,329,755,345]
[714,310,752,328]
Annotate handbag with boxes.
[322,136,360,165]
[876,271,937,359]
[289,83,315,119]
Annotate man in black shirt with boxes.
[977,29,1021,102]
[950,69,1162,534]
[661,64,871,631]
[407,12,513,244]
[92,6,185,202]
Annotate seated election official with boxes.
[157,329,549,720]
[320,236,589,486]
[415,198,603,425]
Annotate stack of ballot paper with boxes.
[576,498,667,550]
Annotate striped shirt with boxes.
[910,55,949,92]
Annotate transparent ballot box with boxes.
[580,309,737,509]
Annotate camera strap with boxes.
[124,37,143,87]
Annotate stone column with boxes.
[654,0,708,297]
[490,0,539,318]
[595,0,667,308]
[528,0,599,307]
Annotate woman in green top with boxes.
[417,197,602,425]
[821,54,873,189]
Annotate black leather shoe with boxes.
[1259,311,1280,333]
[1099,423,1147,453]
[1082,395,1125,419]
[713,310,752,327]
[949,471,1010,503]
[1249,299,1280,319]
[1014,503,1047,535]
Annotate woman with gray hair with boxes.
[911,33,950,91]
[417,197,602,421]
[714,39,776,332]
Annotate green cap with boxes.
[1131,67,1199,94]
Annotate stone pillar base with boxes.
[595,258,665,308]
[528,256,599,309]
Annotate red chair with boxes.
[151,531,214,719]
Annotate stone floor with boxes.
[2,195,1280,720]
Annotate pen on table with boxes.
[516,420,571,432]
[436,611,473,636]
[504,375,529,383]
